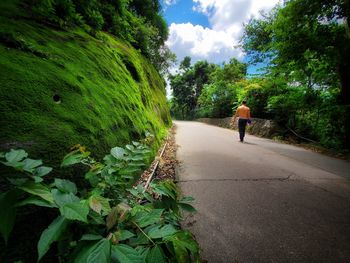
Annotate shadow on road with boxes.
[242,141,257,145]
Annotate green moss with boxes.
[0,11,171,174]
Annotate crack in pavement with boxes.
[177,174,294,183]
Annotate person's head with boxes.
[242,100,247,105]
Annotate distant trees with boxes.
[170,57,246,119]
[24,0,173,74]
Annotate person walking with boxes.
[231,100,251,142]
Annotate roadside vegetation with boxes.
[0,140,199,262]
[169,0,350,151]
[0,0,198,262]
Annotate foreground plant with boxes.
[0,140,199,262]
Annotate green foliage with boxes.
[0,146,199,262]
[22,0,172,73]
[242,0,350,148]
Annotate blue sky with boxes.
[162,0,280,75]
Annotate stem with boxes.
[133,222,156,246]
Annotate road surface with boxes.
[175,121,350,263]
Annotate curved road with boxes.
[175,121,350,263]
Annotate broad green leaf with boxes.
[61,152,84,167]
[80,234,104,241]
[0,152,5,158]
[0,190,20,243]
[110,147,126,159]
[16,196,55,208]
[60,202,89,222]
[34,166,52,177]
[134,209,164,228]
[146,245,166,263]
[54,178,77,194]
[18,182,54,203]
[148,224,178,239]
[115,230,135,241]
[165,231,199,254]
[22,158,43,172]
[33,176,43,183]
[111,244,143,263]
[37,216,69,261]
[74,239,111,263]
[103,154,117,166]
[52,189,80,206]
[178,203,197,213]
[5,149,27,163]
[153,185,176,200]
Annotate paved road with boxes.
[175,121,350,263]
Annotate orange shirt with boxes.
[235,105,251,119]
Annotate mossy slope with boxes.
[0,5,171,169]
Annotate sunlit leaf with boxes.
[61,152,84,167]
[59,202,89,222]
[110,147,126,159]
[5,149,27,163]
[16,196,56,208]
[22,158,43,172]
[18,182,54,203]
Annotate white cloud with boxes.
[166,0,281,66]
[163,0,177,6]
[166,22,243,65]
[193,0,280,30]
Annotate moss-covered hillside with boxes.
[0,1,171,170]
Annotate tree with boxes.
[179,56,191,71]
[170,58,217,119]
[242,0,350,147]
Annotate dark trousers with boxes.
[238,118,248,141]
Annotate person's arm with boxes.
[248,108,251,119]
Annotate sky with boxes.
[162,0,280,74]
